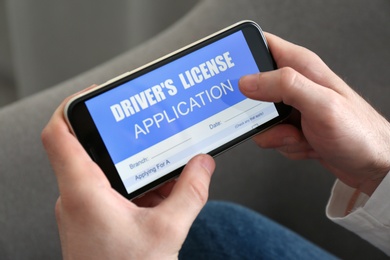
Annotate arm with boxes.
[239,33,390,253]
[326,174,390,255]
[41,96,215,260]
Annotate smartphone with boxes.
[65,20,291,200]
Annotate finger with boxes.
[252,124,305,149]
[42,112,109,194]
[41,85,110,194]
[253,124,314,160]
[157,154,215,226]
[133,180,177,207]
[278,148,318,161]
[155,179,177,198]
[239,67,339,119]
[264,32,346,93]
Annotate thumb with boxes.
[239,68,338,117]
[158,154,215,226]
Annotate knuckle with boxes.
[278,67,311,106]
[41,121,60,151]
[279,67,299,90]
[187,177,209,206]
[40,126,52,149]
[321,93,346,125]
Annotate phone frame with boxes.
[65,20,291,200]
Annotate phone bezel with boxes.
[65,20,291,200]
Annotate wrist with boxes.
[359,170,389,196]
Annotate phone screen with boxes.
[66,21,290,199]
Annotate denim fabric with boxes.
[180,201,338,260]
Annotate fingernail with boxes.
[239,74,259,92]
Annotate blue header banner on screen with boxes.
[85,30,260,164]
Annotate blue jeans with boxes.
[180,201,338,259]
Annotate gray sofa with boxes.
[1,1,389,259]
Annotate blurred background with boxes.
[1,1,389,259]
[0,0,198,107]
